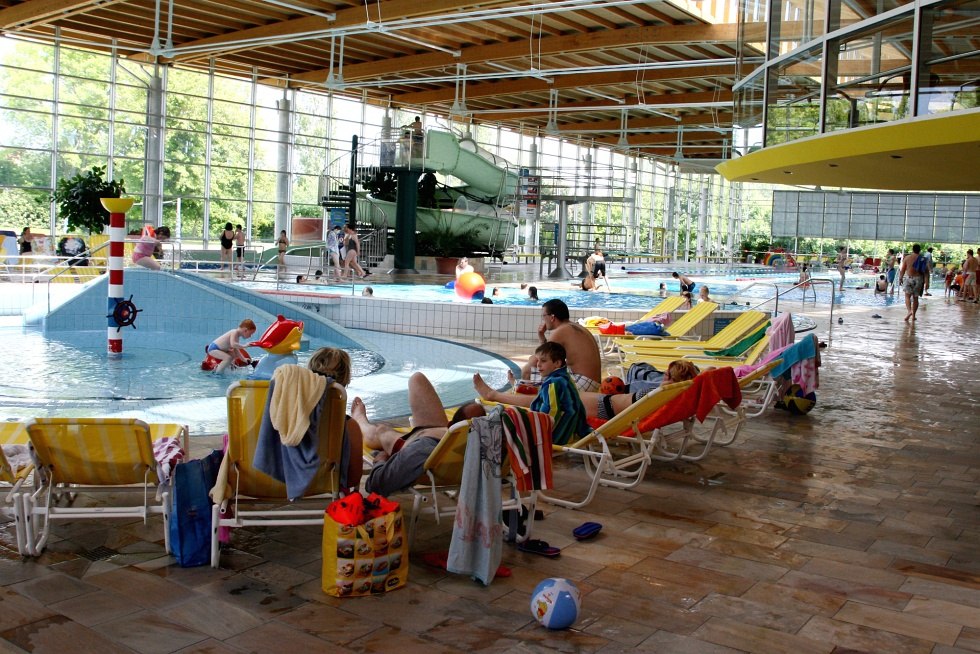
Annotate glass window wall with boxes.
[0,34,748,262]
[735,0,977,151]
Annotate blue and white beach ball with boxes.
[530,577,581,629]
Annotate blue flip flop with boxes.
[573,521,602,540]
[517,539,561,558]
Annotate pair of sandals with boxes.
[516,521,603,558]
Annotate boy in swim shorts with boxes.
[208,319,257,373]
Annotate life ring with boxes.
[201,346,253,371]
[107,295,142,332]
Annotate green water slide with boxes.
[423,130,519,200]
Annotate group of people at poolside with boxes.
[125,222,371,281]
[280,224,370,281]
[231,294,699,497]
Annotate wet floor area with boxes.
[0,294,977,653]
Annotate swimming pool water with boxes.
[264,270,899,310]
[0,326,516,434]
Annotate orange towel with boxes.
[637,367,741,434]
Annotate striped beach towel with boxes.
[500,406,554,492]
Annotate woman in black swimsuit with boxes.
[18,226,32,254]
[219,222,234,271]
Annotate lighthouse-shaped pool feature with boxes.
[101,197,135,355]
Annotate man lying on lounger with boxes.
[579,360,699,420]
[354,372,486,497]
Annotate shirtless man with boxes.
[672,271,695,294]
[353,372,485,496]
[520,298,601,391]
[962,249,978,303]
[898,243,926,322]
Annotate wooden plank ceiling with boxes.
[0,0,756,161]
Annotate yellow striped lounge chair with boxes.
[616,310,768,361]
[212,379,346,567]
[408,407,553,546]
[541,380,693,510]
[22,418,178,557]
[619,320,771,373]
[587,296,688,353]
[407,419,472,546]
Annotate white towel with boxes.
[270,365,326,446]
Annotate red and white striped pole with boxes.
[101,197,135,355]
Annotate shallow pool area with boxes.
[0,325,516,435]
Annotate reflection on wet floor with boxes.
[0,295,976,653]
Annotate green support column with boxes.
[392,170,422,273]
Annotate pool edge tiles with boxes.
[266,291,757,342]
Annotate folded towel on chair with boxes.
[270,365,326,446]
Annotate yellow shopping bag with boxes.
[322,493,408,597]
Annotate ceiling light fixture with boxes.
[324,35,345,90]
[544,89,560,135]
[449,63,469,117]
[617,109,630,147]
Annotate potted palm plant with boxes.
[415,224,487,274]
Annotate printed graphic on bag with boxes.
[323,496,409,597]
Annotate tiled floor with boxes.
[1,292,978,653]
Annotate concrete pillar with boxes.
[143,67,166,229]
[275,96,292,237]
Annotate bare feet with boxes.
[351,396,369,422]
[904,313,912,322]
[507,370,517,388]
[472,373,496,402]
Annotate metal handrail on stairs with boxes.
[726,278,836,331]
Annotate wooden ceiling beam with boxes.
[288,22,742,84]
[0,0,126,30]
[170,0,505,62]
[475,90,734,121]
[396,64,737,105]
[563,112,732,132]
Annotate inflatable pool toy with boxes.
[530,578,581,629]
[249,314,303,354]
[777,383,817,415]
[249,315,305,379]
[454,272,485,300]
[201,347,253,371]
